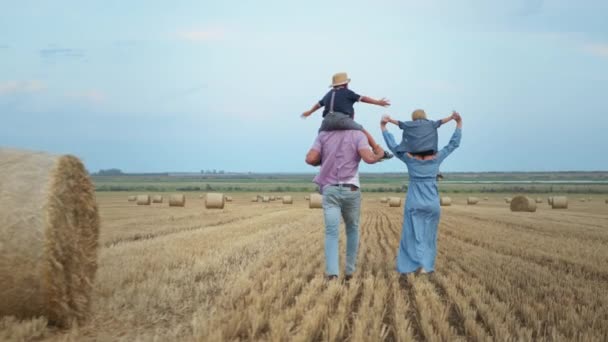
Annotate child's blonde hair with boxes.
[412,109,427,120]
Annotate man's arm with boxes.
[359,148,383,164]
[301,102,322,119]
[305,149,321,166]
[360,96,391,107]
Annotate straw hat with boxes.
[330,72,351,87]
[411,109,427,120]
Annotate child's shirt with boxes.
[396,119,443,154]
[318,87,361,118]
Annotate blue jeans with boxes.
[322,186,361,276]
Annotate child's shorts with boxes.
[318,112,364,133]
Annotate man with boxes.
[305,128,384,280]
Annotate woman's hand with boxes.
[453,112,463,128]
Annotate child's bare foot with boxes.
[381,151,394,161]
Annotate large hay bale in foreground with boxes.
[440,197,452,206]
[510,195,537,212]
[309,194,322,209]
[0,148,99,327]
[127,195,136,202]
[205,193,225,209]
[152,195,163,203]
[136,195,151,205]
[467,197,479,205]
[552,196,568,209]
[389,197,402,207]
[168,194,186,207]
[380,197,388,203]
[282,196,293,204]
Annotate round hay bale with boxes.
[467,197,479,205]
[269,196,276,201]
[152,195,163,203]
[440,197,452,206]
[136,195,151,205]
[205,193,225,209]
[587,197,592,202]
[548,197,553,206]
[504,197,512,204]
[127,195,136,202]
[168,194,186,207]
[262,196,270,203]
[380,197,389,203]
[483,197,489,201]
[225,196,233,202]
[551,196,568,209]
[388,197,402,207]
[304,195,310,200]
[282,196,293,204]
[276,196,282,200]
[510,195,537,212]
[251,197,258,202]
[309,194,322,209]
[579,198,586,203]
[0,148,99,327]
[199,194,204,199]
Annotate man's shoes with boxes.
[325,275,338,281]
[344,274,353,282]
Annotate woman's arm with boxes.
[437,113,463,163]
[381,119,408,163]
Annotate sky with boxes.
[1,0,607,173]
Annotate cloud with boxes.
[175,28,226,42]
[0,80,46,95]
[583,43,608,58]
[65,90,106,104]
[39,46,85,59]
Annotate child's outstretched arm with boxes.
[361,96,391,107]
[382,115,399,126]
[301,103,321,119]
[439,111,458,126]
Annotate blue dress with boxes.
[382,128,462,273]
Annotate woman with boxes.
[380,112,462,274]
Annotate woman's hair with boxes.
[411,109,427,120]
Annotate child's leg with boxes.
[318,112,363,132]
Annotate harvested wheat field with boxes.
[1,192,607,341]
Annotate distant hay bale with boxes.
[282,196,293,204]
[483,197,489,201]
[309,194,322,209]
[587,197,592,202]
[199,194,204,199]
[225,196,233,202]
[510,195,537,212]
[440,197,452,206]
[380,197,389,203]
[168,194,186,207]
[276,196,282,200]
[262,196,270,203]
[0,148,99,327]
[579,198,586,203]
[548,197,553,205]
[389,197,402,207]
[205,193,225,209]
[605,199,608,204]
[251,197,258,202]
[467,197,479,205]
[152,195,163,203]
[127,195,136,202]
[137,195,151,205]
[304,195,310,200]
[551,196,568,209]
[535,197,543,203]
[269,196,276,201]
[504,197,512,204]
